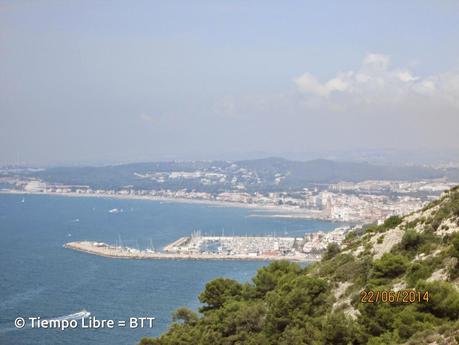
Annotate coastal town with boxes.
[0,175,455,223]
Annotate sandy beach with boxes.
[0,189,330,220]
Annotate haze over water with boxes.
[0,194,338,345]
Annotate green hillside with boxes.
[140,186,459,345]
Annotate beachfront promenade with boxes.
[64,240,315,262]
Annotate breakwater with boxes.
[64,241,315,262]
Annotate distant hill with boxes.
[237,157,459,183]
[29,160,231,191]
[22,157,459,191]
[139,186,459,345]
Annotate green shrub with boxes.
[317,253,367,283]
[323,243,340,260]
[397,230,439,257]
[406,262,433,287]
[451,233,459,258]
[266,275,329,334]
[321,312,362,345]
[395,308,432,340]
[372,253,409,279]
[252,260,301,297]
[416,280,459,319]
[364,224,379,234]
[199,278,243,311]
[172,308,198,325]
[366,333,398,345]
[400,230,424,252]
[382,215,403,229]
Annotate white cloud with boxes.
[363,53,390,71]
[397,70,418,82]
[295,73,350,97]
[294,53,459,110]
[140,113,157,125]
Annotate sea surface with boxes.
[0,194,339,345]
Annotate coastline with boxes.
[0,189,331,220]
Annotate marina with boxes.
[64,240,314,262]
[64,227,350,262]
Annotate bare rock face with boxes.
[371,227,404,259]
[427,268,448,282]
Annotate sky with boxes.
[1,0,459,166]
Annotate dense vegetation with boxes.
[140,186,459,345]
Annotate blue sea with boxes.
[0,194,338,345]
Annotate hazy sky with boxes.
[1,1,459,165]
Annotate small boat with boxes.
[48,309,91,321]
[79,309,91,319]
